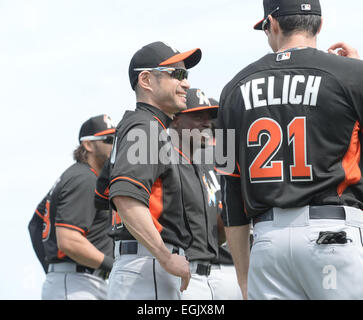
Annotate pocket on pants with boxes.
[113,255,151,276]
[251,238,272,251]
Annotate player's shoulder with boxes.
[315,48,363,74]
[115,107,161,138]
[61,162,96,184]
[221,54,272,99]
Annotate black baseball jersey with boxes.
[29,162,113,266]
[174,148,219,261]
[218,48,363,226]
[109,103,192,250]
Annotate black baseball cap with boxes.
[79,114,115,143]
[254,0,321,30]
[208,98,219,107]
[129,41,202,90]
[179,88,218,119]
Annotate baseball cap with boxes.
[79,114,115,143]
[129,41,202,90]
[208,98,219,107]
[179,88,219,119]
[254,0,321,30]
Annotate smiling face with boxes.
[150,61,190,117]
[172,109,213,150]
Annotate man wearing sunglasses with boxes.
[29,114,116,299]
[106,41,201,300]
[218,0,363,300]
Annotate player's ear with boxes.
[82,140,94,153]
[270,15,279,34]
[317,17,323,35]
[171,115,181,129]
[138,71,153,92]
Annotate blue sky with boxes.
[1,0,362,299]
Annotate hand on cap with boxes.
[328,42,360,60]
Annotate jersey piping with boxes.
[337,121,362,196]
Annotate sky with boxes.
[0,0,362,300]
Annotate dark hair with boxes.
[135,70,163,97]
[267,14,321,37]
[73,144,88,163]
[277,14,321,36]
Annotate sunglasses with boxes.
[262,6,280,31]
[100,136,114,144]
[134,67,189,81]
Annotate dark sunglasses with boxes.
[134,67,189,81]
[101,136,114,144]
[262,6,280,31]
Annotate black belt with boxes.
[48,263,109,280]
[118,241,180,255]
[119,241,138,255]
[196,264,212,276]
[76,266,110,280]
[253,206,346,226]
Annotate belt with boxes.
[48,262,109,280]
[253,205,346,226]
[189,260,221,276]
[115,240,184,257]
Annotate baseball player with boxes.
[28,115,115,300]
[106,41,201,300]
[217,0,363,299]
[170,88,242,300]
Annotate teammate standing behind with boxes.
[170,89,241,300]
[28,115,115,300]
[218,0,363,299]
[107,41,201,300]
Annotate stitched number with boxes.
[288,117,313,181]
[42,200,51,241]
[247,117,312,183]
[248,118,283,183]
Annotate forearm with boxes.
[225,224,251,299]
[56,227,110,270]
[112,196,172,264]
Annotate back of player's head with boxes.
[254,0,322,37]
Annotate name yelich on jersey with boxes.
[240,75,322,110]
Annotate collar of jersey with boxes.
[136,102,172,129]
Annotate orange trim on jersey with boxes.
[89,167,98,177]
[173,146,192,164]
[95,188,109,200]
[35,209,44,219]
[94,128,116,136]
[112,210,122,226]
[42,201,51,240]
[149,178,164,233]
[152,116,167,131]
[180,106,219,114]
[55,223,87,236]
[110,176,151,196]
[214,167,240,178]
[57,250,66,260]
[236,162,241,174]
[337,121,362,196]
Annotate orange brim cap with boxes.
[159,48,202,69]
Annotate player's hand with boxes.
[328,42,360,59]
[159,253,191,292]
